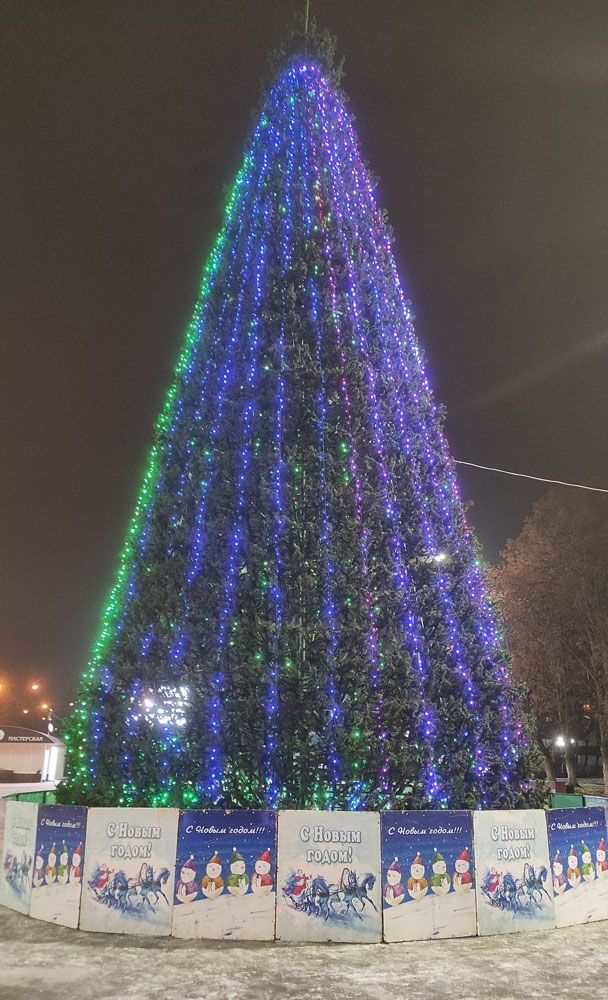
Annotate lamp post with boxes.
[42,707,66,735]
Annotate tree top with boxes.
[268,14,345,89]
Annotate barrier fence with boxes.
[1,800,608,942]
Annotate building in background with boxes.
[0,726,65,784]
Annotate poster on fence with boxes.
[276,810,382,943]
[546,807,608,927]
[474,809,555,935]
[0,800,38,914]
[381,810,476,941]
[79,807,178,935]
[29,805,88,928]
[171,809,276,940]
[0,799,6,853]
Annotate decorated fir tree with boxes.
[61,29,540,811]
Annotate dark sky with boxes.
[1,0,607,715]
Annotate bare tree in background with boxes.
[494,489,608,788]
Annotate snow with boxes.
[276,893,381,943]
[30,880,82,929]
[0,782,57,800]
[2,905,608,1000]
[172,889,275,940]
[79,882,173,936]
[477,889,556,936]
[554,876,608,927]
[382,888,476,941]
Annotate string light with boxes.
[63,52,530,811]
[311,72,452,805]
[331,77,523,797]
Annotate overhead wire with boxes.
[454,460,608,494]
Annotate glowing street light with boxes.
[31,683,40,691]
[555,735,565,747]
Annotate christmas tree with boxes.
[61,29,540,812]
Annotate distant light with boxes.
[555,735,565,747]
[141,685,190,728]
[31,684,39,691]
[434,552,448,564]
[22,709,29,714]
[47,723,54,734]
[570,738,576,744]
[41,703,48,710]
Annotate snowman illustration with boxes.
[32,848,45,889]
[57,843,70,885]
[430,848,451,895]
[581,841,595,882]
[45,844,57,885]
[596,839,608,879]
[452,847,473,894]
[201,852,224,899]
[567,846,581,889]
[175,855,199,903]
[552,850,566,894]
[251,849,273,896]
[407,853,428,900]
[70,844,83,884]
[226,847,250,896]
[383,857,405,906]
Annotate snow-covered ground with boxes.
[1,906,608,1000]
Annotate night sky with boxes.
[1,1,606,716]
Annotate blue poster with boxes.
[474,809,555,935]
[546,807,608,927]
[171,809,277,940]
[30,805,88,927]
[380,810,476,941]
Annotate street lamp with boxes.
[44,707,66,736]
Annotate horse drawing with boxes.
[139,865,171,910]
[519,864,550,909]
[351,873,377,913]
